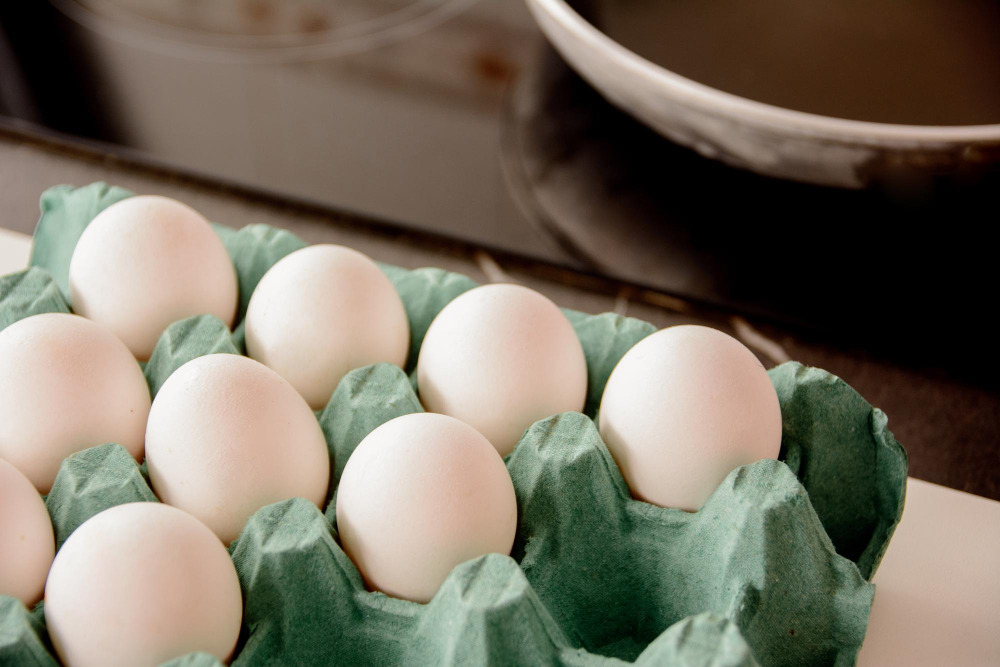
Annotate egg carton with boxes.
[0,183,907,667]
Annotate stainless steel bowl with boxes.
[526,0,1000,189]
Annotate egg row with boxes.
[1,408,514,667]
[58,195,590,450]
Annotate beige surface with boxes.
[859,478,1000,667]
[2,228,999,665]
[0,227,31,276]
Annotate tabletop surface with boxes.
[0,129,997,666]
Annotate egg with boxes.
[145,354,330,544]
[68,195,238,360]
[336,413,517,603]
[599,325,782,511]
[416,284,587,456]
[0,459,55,606]
[0,313,151,493]
[44,502,242,667]
[245,244,409,410]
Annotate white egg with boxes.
[145,354,330,544]
[599,325,782,511]
[0,459,55,606]
[0,313,151,493]
[69,195,238,360]
[416,284,587,456]
[336,413,517,603]
[44,502,242,667]
[245,244,409,410]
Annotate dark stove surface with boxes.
[1,0,996,377]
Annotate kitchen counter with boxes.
[1,125,998,666]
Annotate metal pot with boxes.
[526,0,1000,189]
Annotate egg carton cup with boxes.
[0,183,907,667]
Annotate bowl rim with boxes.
[531,0,1000,145]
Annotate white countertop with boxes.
[1,229,997,666]
[0,227,31,276]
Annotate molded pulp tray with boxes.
[0,183,907,667]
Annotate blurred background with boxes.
[0,0,997,381]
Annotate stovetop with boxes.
[0,0,996,375]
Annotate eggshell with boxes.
[416,284,587,456]
[145,354,330,544]
[44,502,242,667]
[245,244,409,410]
[68,195,238,360]
[0,459,55,606]
[336,413,517,603]
[599,325,782,511]
[0,313,151,493]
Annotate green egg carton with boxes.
[0,183,907,667]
